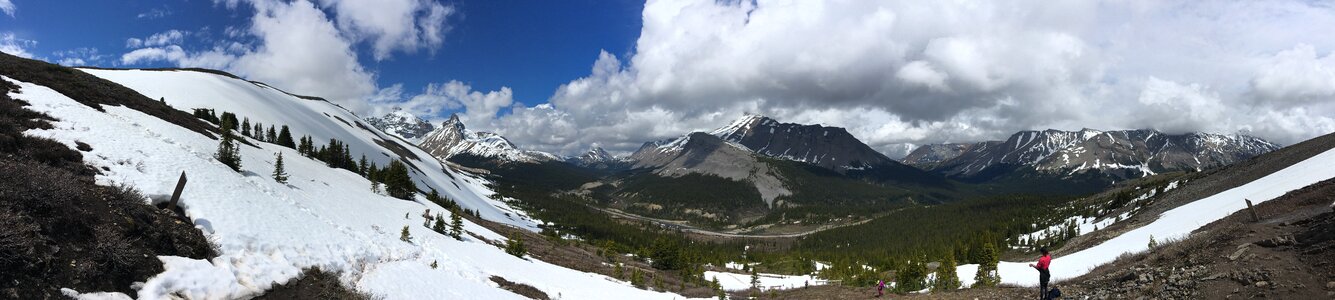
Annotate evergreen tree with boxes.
[220,112,239,132]
[298,136,311,156]
[1148,235,1158,248]
[649,237,684,270]
[713,277,725,300]
[631,268,645,288]
[505,233,527,258]
[430,260,438,269]
[432,214,447,234]
[266,126,277,143]
[192,108,220,123]
[253,123,263,139]
[973,243,1001,287]
[383,160,417,200]
[895,256,928,293]
[272,152,289,183]
[277,125,295,148]
[932,253,961,292]
[358,155,369,176]
[749,267,760,295]
[449,210,464,240]
[400,225,412,243]
[215,117,242,171]
[241,117,251,137]
[615,262,624,279]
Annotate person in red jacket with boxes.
[1029,247,1052,300]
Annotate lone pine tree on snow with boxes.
[973,242,1001,287]
[272,152,289,183]
[449,211,464,240]
[215,117,242,171]
[432,214,447,234]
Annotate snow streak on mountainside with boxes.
[711,114,904,171]
[906,129,1279,179]
[364,108,435,144]
[900,143,980,170]
[9,69,686,299]
[418,114,560,164]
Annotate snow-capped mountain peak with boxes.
[418,113,559,164]
[364,108,435,143]
[579,146,613,162]
[904,128,1281,180]
[567,146,630,168]
[710,113,773,137]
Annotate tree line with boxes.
[194,108,416,200]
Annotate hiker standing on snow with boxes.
[1029,247,1052,300]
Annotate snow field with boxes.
[704,271,827,291]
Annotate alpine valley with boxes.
[392,112,1282,233]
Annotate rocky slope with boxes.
[1065,178,1335,299]
[629,132,793,206]
[363,108,434,143]
[418,114,560,164]
[905,129,1279,181]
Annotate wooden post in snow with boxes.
[1245,199,1259,222]
[168,171,188,212]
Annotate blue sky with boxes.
[0,0,643,108]
[4,1,1335,157]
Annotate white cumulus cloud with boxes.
[457,0,1335,156]
[0,32,35,58]
[118,0,456,114]
[0,0,15,17]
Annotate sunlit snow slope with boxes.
[83,68,533,228]
[7,69,689,299]
[956,143,1335,287]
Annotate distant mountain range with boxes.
[903,129,1280,182]
[369,112,1280,228]
[375,112,1280,185]
[417,114,562,164]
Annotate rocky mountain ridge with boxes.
[711,114,902,171]
[363,108,434,143]
[904,129,1280,181]
[416,114,560,164]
